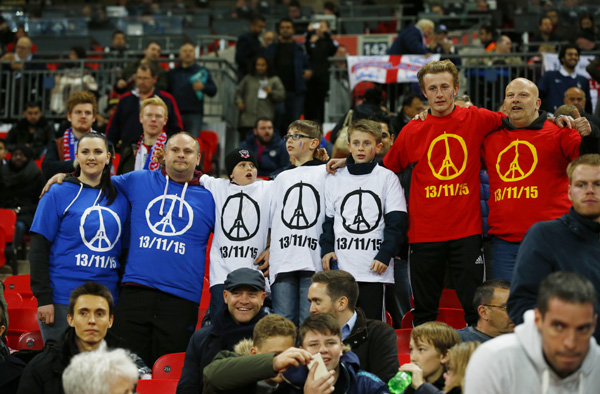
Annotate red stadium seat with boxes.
[439,289,463,309]
[196,308,208,331]
[4,291,23,308]
[398,354,411,365]
[7,307,39,335]
[200,277,210,309]
[395,328,412,355]
[437,308,467,329]
[400,308,467,329]
[3,275,33,298]
[385,311,393,327]
[152,352,185,380]
[136,379,178,394]
[199,131,218,174]
[17,330,44,351]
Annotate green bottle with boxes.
[388,371,412,394]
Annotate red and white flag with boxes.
[346,55,441,91]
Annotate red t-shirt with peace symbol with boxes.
[482,120,580,242]
[384,105,503,243]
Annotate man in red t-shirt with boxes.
[481,78,596,281]
[383,60,504,326]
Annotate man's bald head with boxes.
[15,37,32,60]
[564,87,586,113]
[503,78,541,128]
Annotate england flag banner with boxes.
[347,55,441,91]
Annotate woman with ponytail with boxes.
[29,133,130,343]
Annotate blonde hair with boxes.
[411,321,461,355]
[347,119,382,144]
[416,19,434,30]
[140,96,168,117]
[417,60,459,91]
[445,341,480,391]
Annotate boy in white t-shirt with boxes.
[200,148,271,318]
[268,120,328,326]
[320,119,407,320]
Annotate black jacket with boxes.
[177,308,268,394]
[508,207,600,341]
[17,327,148,394]
[6,118,56,159]
[343,308,400,382]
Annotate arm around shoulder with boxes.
[204,351,277,391]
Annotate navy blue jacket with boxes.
[168,64,217,115]
[508,208,600,341]
[106,89,183,146]
[265,42,311,94]
[388,25,427,55]
[239,133,289,177]
[537,70,593,113]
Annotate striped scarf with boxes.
[135,130,167,171]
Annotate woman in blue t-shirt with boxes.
[29,133,130,343]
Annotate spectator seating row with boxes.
[3,274,44,350]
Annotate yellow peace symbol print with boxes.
[427,132,468,180]
[496,140,538,182]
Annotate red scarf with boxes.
[135,131,167,171]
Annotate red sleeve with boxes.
[383,128,407,173]
[558,126,582,161]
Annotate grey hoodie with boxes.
[464,310,600,394]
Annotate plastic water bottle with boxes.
[388,371,412,394]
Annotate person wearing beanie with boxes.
[199,148,272,323]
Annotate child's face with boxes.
[285,128,317,159]
[410,338,446,382]
[230,161,257,185]
[301,330,343,372]
[348,130,382,163]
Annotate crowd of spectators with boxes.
[1,1,600,393]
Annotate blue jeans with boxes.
[181,113,204,138]
[271,271,313,326]
[38,303,69,344]
[491,237,521,281]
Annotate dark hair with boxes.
[10,143,34,160]
[368,113,393,135]
[254,117,273,128]
[67,91,98,116]
[251,15,266,25]
[112,29,125,39]
[558,44,580,65]
[364,88,383,105]
[289,0,301,8]
[324,1,336,12]
[299,314,341,345]
[74,133,117,205]
[70,45,86,59]
[68,282,114,316]
[537,272,597,316]
[249,55,274,77]
[473,279,510,309]
[25,101,41,110]
[138,62,158,78]
[402,92,422,108]
[278,17,294,33]
[312,270,359,311]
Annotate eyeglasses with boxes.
[484,304,507,311]
[283,133,313,141]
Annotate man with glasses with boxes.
[458,279,515,343]
[107,63,182,150]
